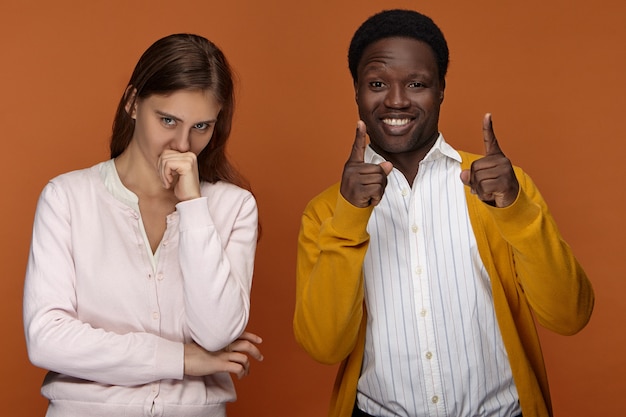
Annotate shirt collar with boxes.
[364,133,461,165]
[99,159,140,209]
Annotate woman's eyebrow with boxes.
[155,110,217,124]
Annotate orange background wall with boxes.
[2,0,624,415]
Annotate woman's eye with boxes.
[161,117,175,126]
[194,122,209,130]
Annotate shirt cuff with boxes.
[487,188,541,235]
[330,192,373,238]
[176,197,212,232]
[155,339,185,380]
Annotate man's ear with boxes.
[354,81,359,103]
[124,86,138,119]
[439,79,446,104]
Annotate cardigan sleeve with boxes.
[293,184,372,364]
[175,186,258,351]
[492,168,593,334]
[467,159,595,335]
[24,181,184,386]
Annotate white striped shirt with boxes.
[356,135,521,417]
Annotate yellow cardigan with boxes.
[294,151,594,417]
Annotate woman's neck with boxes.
[114,145,172,198]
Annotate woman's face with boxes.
[128,89,222,166]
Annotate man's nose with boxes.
[384,84,410,109]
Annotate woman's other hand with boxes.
[183,332,264,379]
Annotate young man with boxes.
[294,9,594,417]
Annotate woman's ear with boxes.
[124,86,138,119]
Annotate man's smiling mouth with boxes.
[382,118,411,126]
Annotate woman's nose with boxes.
[171,130,191,152]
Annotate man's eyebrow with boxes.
[155,110,217,124]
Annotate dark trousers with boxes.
[352,403,522,417]
[352,406,375,417]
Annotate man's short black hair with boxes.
[348,9,449,83]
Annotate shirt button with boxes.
[411,225,418,233]
[432,396,439,404]
[156,273,164,281]
[420,309,427,317]
[152,312,159,320]
[414,266,422,275]
[401,188,409,196]
[425,351,433,360]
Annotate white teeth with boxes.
[383,118,410,126]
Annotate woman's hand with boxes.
[183,332,264,379]
[158,150,202,201]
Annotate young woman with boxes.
[24,34,262,417]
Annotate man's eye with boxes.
[161,117,175,126]
[409,82,424,88]
[369,81,384,88]
[194,122,209,130]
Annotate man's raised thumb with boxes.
[380,161,393,175]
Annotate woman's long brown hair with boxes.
[110,33,249,191]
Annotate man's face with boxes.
[355,37,444,159]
